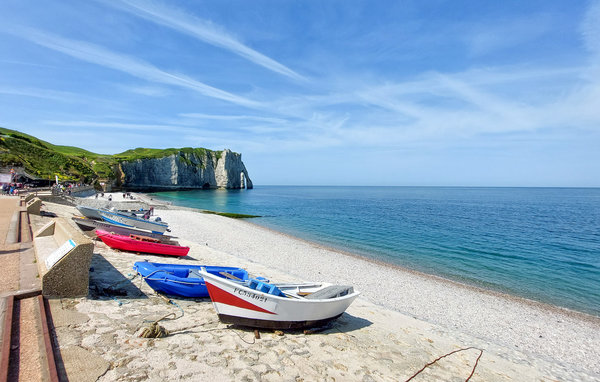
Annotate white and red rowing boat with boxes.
[199,269,359,329]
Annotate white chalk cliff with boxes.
[117,149,252,190]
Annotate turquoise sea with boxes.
[152,186,600,316]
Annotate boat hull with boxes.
[133,262,248,297]
[98,209,168,234]
[76,205,103,220]
[200,271,360,329]
[72,216,169,241]
[216,313,344,330]
[96,229,189,257]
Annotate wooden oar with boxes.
[219,272,243,281]
[273,283,321,288]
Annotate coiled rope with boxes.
[139,312,175,338]
[138,295,184,338]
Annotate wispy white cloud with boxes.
[256,60,600,154]
[9,26,260,108]
[463,13,553,57]
[0,59,59,69]
[0,86,81,102]
[581,0,600,88]
[35,51,600,156]
[581,0,600,57]
[122,85,170,97]
[43,120,198,134]
[107,0,306,81]
[4,5,598,160]
[179,113,287,124]
[433,74,534,130]
[0,85,128,112]
[44,116,294,141]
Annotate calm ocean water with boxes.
[152,186,600,316]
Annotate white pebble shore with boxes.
[155,205,600,378]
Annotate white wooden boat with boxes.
[76,205,103,220]
[98,209,169,234]
[199,270,360,329]
[76,205,152,220]
[72,216,172,241]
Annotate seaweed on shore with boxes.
[202,210,261,219]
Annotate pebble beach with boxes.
[38,193,600,381]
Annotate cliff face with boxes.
[118,149,253,190]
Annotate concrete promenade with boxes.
[0,197,21,293]
[0,195,45,381]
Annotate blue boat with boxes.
[133,261,250,298]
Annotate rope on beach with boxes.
[112,296,129,306]
[151,293,185,320]
[168,299,185,319]
[228,326,256,344]
[137,268,206,285]
[139,313,175,338]
[103,272,138,289]
[96,272,140,303]
[139,269,172,279]
[143,277,203,285]
[138,269,208,285]
[136,292,186,339]
[404,346,484,382]
[144,321,259,345]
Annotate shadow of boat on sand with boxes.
[225,311,372,335]
[87,253,147,300]
[326,312,372,333]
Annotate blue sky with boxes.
[1,0,599,186]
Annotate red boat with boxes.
[95,229,190,257]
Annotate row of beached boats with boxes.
[73,202,359,330]
[73,205,191,256]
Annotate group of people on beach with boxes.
[94,191,136,201]
[2,183,22,195]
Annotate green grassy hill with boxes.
[0,127,221,185]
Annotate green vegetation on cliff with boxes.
[0,127,223,184]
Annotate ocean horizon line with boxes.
[253,184,600,189]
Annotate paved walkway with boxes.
[0,195,44,381]
[0,196,21,293]
[0,196,19,244]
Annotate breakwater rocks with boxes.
[117,149,253,190]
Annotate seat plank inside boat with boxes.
[130,234,160,243]
[304,285,354,300]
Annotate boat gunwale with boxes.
[97,230,188,249]
[200,270,360,303]
[96,229,189,256]
[134,262,247,283]
[72,216,172,239]
[98,209,168,227]
[133,262,249,295]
